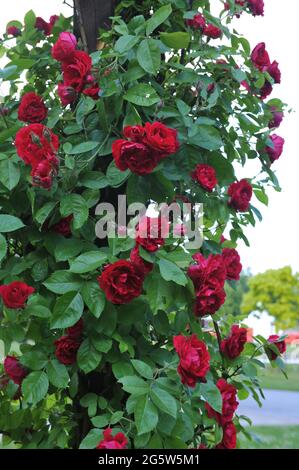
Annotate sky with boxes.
[0,0,298,275]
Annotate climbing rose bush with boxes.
[0,0,288,449]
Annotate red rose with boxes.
[52,32,77,62]
[6,26,21,37]
[67,318,84,339]
[58,83,77,106]
[194,285,226,317]
[221,325,247,359]
[83,85,101,99]
[204,24,222,39]
[251,42,270,70]
[265,134,284,163]
[173,334,210,388]
[188,253,227,291]
[4,356,28,385]
[31,157,58,190]
[206,378,238,425]
[130,245,153,275]
[0,281,35,309]
[52,215,73,237]
[123,125,146,142]
[62,50,92,92]
[269,107,283,129]
[18,92,48,123]
[248,0,264,16]
[186,14,206,30]
[54,335,81,365]
[216,421,237,449]
[15,124,59,167]
[35,17,52,36]
[112,139,158,175]
[228,179,252,212]
[135,216,169,252]
[222,248,242,281]
[267,335,286,360]
[267,61,281,84]
[96,428,128,449]
[259,80,273,100]
[191,164,217,192]
[98,260,144,304]
[50,15,59,27]
[143,122,179,158]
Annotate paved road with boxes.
[238,389,299,425]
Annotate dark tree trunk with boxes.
[74,0,115,52]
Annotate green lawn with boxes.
[240,426,299,449]
[259,364,299,391]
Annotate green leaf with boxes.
[124,84,160,107]
[135,395,159,435]
[24,10,36,30]
[68,141,99,155]
[115,35,139,54]
[0,234,7,263]
[158,258,188,286]
[60,194,89,230]
[106,160,130,187]
[22,371,49,405]
[79,171,109,189]
[146,4,172,35]
[208,154,235,184]
[20,351,48,371]
[69,251,107,274]
[131,359,153,379]
[150,385,177,418]
[189,125,223,151]
[254,189,269,206]
[44,271,82,294]
[46,360,69,389]
[0,158,20,191]
[79,429,101,449]
[34,202,57,226]
[0,215,25,233]
[50,291,84,329]
[81,281,106,318]
[201,380,222,414]
[76,96,95,126]
[137,39,161,74]
[118,376,149,396]
[160,32,190,49]
[77,339,102,374]
[91,415,110,428]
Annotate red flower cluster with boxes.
[228,179,253,212]
[52,32,100,106]
[188,253,226,317]
[191,164,217,192]
[247,0,264,16]
[54,319,84,365]
[6,25,21,37]
[15,124,59,189]
[4,356,28,386]
[216,421,237,449]
[264,134,285,163]
[98,260,144,305]
[221,325,247,359]
[96,428,128,449]
[222,248,242,281]
[135,216,169,253]
[112,123,179,175]
[187,14,222,39]
[35,15,58,36]
[266,335,286,360]
[52,215,73,237]
[251,43,281,99]
[18,92,48,123]
[173,334,210,388]
[268,107,283,129]
[0,281,35,309]
[130,245,153,275]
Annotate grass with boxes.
[258,364,299,391]
[239,426,299,449]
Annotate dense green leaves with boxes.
[69,251,107,273]
[50,292,84,329]
[135,395,159,435]
[124,84,160,106]
[137,39,161,75]
[146,4,172,35]
[22,372,49,405]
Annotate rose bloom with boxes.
[4,356,28,385]
[194,285,226,317]
[222,248,242,281]
[35,16,57,36]
[83,85,101,99]
[112,139,158,175]
[247,0,264,16]
[143,122,180,158]
[67,318,84,339]
[130,245,153,275]
[58,83,77,106]
[31,158,57,190]
[265,134,285,163]
[191,164,217,192]
[259,80,273,100]
[54,335,81,365]
[18,92,48,123]
[123,125,146,143]
[269,107,283,129]
[267,60,281,84]
[251,42,270,70]
[15,124,59,167]
[267,335,287,360]
[96,428,128,449]
[206,378,238,425]
[0,281,35,309]
[98,260,144,304]
[228,179,253,212]
[135,216,169,252]
[62,50,92,92]
[52,215,73,237]
[52,32,77,62]
[221,325,247,359]
[173,334,210,388]
[6,26,21,37]
[188,253,227,291]
[216,421,237,449]
[186,13,206,30]
[203,24,222,39]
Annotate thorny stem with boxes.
[213,320,225,372]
